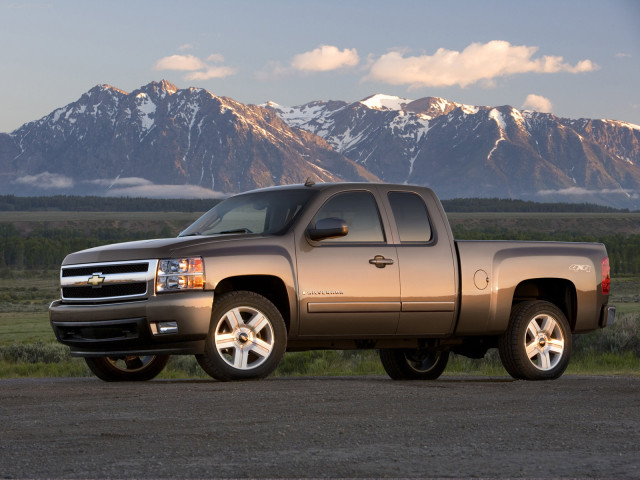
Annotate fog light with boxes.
[156,321,178,334]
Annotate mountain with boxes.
[268,94,640,208]
[1,81,639,208]
[0,80,377,197]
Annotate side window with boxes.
[388,192,432,243]
[311,191,385,243]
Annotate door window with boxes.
[311,191,385,243]
[388,192,432,243]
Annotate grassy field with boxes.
[1,210,638,379]
[0,271,637,379]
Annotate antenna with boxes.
[304,177,315,187]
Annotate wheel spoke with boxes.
[548,338,564,354]
[224,308,243,330]
[527,321,540,338]
[251,338,273,358]
[538,350,552,370]
[215,332,236,350]
[246,312,269,334]
[526,340,539,360]
[232,347,250,369]
[540,315,556,336]
[125,356,144,370]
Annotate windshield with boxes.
[180,188,316,237]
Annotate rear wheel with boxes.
[379,348,449,380]
[499,300,571,380]
[84,355,169,382]
[196,291,287,381]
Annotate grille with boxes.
[62,263,149,277]
[63,283,147,299]
[60,260,157,302]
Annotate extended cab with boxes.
[49,182,615,381]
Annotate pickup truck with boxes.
[49,182,615,382]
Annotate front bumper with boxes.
[49,291,214,357]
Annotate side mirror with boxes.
[307,217,349,241]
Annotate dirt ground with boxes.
[0,375,638,479]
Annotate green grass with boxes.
[0,271,637,379]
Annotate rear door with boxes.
[386,190,457,335]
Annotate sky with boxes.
[0,0,638,133]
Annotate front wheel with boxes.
[499,301,572,380]
[196,291,287,381]
[84,355,169,382]
[379,348,449,380]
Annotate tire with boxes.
[379,348,449,380]
[196,291,287,381]
[499,300,572,380]
[84,355,169,382]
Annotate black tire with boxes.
[379,348,449,380]
[84,355,169,382]
[499,300,572,380]
[196,291,287,381]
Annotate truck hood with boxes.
[62,234,256,265]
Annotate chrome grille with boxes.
[60,260,157,302]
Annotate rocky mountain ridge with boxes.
[268,94,640,208]
[1,81,638,208]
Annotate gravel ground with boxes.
[0,375,638,479]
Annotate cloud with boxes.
[105,184,226,199]
[185,65,237,81]
[85,177,153,188]
[154,53,236,80]
[522,94,553,113]
[615,52,632,58]
[14,172,73,189]
[365,40,599,89]
[537,187,639,199]
[291,45,359,72]
[178,44,194,51]
[154,54,207,71]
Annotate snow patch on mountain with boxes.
[360,94,410,111]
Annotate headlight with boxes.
[156,257,205,293]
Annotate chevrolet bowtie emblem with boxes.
[87,274,105,287]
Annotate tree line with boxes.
[0,195,631,213]
[1,222,639,275]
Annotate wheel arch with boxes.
[214,275,291,332]
[512,278,577,331]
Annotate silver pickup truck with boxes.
[49,182,615,382]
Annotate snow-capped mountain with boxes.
[0,81,376,197]
[1,81,639,208]
[268,94,640,208]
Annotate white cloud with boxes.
[185,65,238,81]
[105,184,226,199]
[85,177,152,188]
[537,187,639,199]
[178,44,194,51]
[365,40,599,89]
[154,53,236,80]
[14,172,73,189]
[522,94,553,113]
[615,52,632,58]
[154,54,207,71]
[291,45,359,72]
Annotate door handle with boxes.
[369,255,394,268]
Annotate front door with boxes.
[297,191,400,336]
